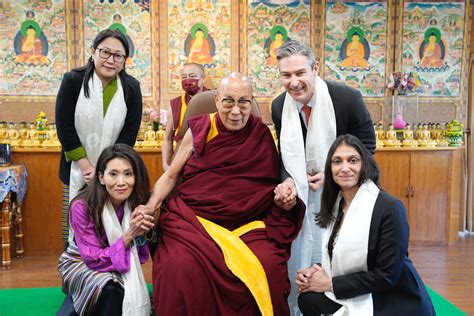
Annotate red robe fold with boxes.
[152,114,304,316]
[170,88,209,142]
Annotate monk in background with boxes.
[141,72,304,315]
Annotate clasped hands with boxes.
[274,172,325,210]
[274,178,297,211]
[295,263,333,294]
[120,205,155,247]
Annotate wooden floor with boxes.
[1,236,473,315]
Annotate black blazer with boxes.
[331,191,435,316]
[272,80,375,145]
[55,69,142,184]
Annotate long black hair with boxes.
[74,29,130,98]
[316,134,380,228]
[71,144,150,242]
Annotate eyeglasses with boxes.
[218,94,252,108]
[97,48,126,63]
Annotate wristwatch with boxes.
[134,236,146,247]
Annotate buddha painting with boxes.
[14,11,48,65]
[418,27,445,69]
[109,13,135,64]
[185,23,215,66]
[339,26,370,70]
[264,25,289,67]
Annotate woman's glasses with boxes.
[97,48,125,63]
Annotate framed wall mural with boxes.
[0,0,71,99]
[79,0,154,97]
[322,1,392,98]
[245,0,311,99]
[164,1,233,95]
[400,1,466,97]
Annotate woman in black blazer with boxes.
[296,134,435,316]
[55,29,142,241]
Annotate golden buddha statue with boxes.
[0,121,7,141]
[435,123,449,147]
[384,123,401,147]
[6,122,21,147]
[24,122,41,147]
[402,124,418,148]
[418,124,436,147]
[18,121,29,147]
[156,125,166,149]
[430,123,442,140]
[141,124,159,148]
[41,123,61,148]
[134,121,147,148]
[375,123,385,148]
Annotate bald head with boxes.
[181,63,205,78]
[218,72,252,94]
[215,72,253,132]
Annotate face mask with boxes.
[181,78,201,96]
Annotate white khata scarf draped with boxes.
[280,75,336,315]
[102,201,151,316]
[69,72,127,201]
[322,180,380,316]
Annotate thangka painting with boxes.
[401,2,465,97]
[82,0,152,96]
[0,0,68,97]
[247,0,311,98]
[167,1,231,93]
[324,1,389,97]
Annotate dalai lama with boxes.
[140,72,304,315]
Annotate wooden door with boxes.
[374,151,410,212]
[409,151,449,243]
[138,150,163,187]
[12,150,63,255]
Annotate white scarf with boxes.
[102,201,151,316]
[69,72,127,203]
[322,180,380,316]
[280,75,337,315]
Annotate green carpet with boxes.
[0,285,466,315]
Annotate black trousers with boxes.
[57,281,124,316]
[298,292,342,316]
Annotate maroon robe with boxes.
[152,114,304,316]
[170,88,209,142]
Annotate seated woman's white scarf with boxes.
[322,180,380,316]
[102,200,151,316]
[69,72,127,203]
[280,75,336,315]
